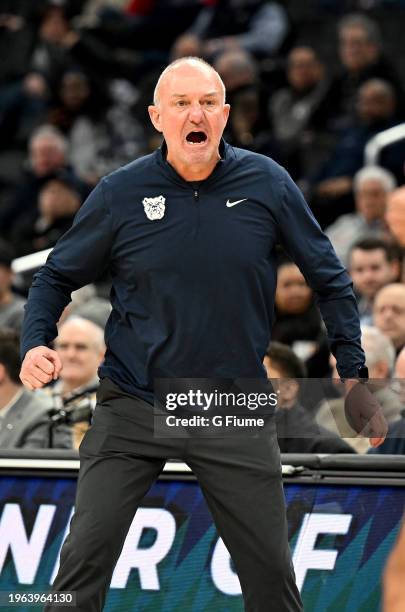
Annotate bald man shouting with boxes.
[20,58,386,612]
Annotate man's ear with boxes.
[223,103,231,125]
[148,105,163,133]
[0,363,6,384]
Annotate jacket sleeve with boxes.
[20,178,114,358]
[274,169,365,379]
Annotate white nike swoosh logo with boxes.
[226,198,248,207]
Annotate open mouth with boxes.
[186,131,208,145]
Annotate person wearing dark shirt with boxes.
[272,255,330,378]
[264,341,356,454]
[311,78,402,227]
[20,57,386,612]
[368,345,405,455]
[328,13,404,129]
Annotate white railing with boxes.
[364,122,405,166]
[11,248,52,275]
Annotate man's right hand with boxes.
[20,347,62,391]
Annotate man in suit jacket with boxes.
[0,328,55,448]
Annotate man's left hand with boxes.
[344,379,388,447]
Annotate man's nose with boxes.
[188,103,204,123]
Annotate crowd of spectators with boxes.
[1,0,405,453]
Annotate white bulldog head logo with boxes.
[142,195,166,220]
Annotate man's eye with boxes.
[176,100,187,107]
[205,100,215,106]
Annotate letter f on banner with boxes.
[292,513,352,591]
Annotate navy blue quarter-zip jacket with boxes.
[21,142,365,404]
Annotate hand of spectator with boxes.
[20,346,62,391]
[344,379,388,447]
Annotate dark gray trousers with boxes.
[45,378,303,612]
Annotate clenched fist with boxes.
[20,346,62,390]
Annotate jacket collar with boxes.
[155,138,231,186]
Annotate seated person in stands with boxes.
[0,328,54,449]
[368,345,405,455]
[45,317,105,450]
[310,79,401,228]
[316,325,400,453]
[0,125,84,238]
[0,240,25,332]
[172,0,290,61]
[213,50,277,159]
[328,13,404,129]
[374,283,405,355]
[272,254,330,377]
[326,166,396,265]
[348,237,399,325]
[11,170,85,257]
[263,341,355,454]
[385,186,405,274]
[269,45,332,180]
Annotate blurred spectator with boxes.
[30,3,74,89]
[264,341,355,453]
[316,325,399,452]
[0,328,54,449]
[214,50,277,157]
[48,69,146,183]
[0,1,76,151]
[0,124,88,239]
[385,187,405,269]
[269,45,333,179]
[10,171,84,257]
[311,78,401,227]
[0,241,26,331]
[349,238,400,324]
[45,317,105,449]
[172,0,291,60]
[272,255,330,377]
[374,283,405,353]
[0,72,48,152]
[0,2,75,151]
[328,13,404,128]
[73,0,202,54]
[326,166,397,264]
[214,48,258,93]
[368,345,405,454]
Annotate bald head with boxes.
[58,317,105,351]
[214,50,257,91]
[374,284,405,349]
[386,186,405,247]
[55,317,105,392]
[153,57,226,106]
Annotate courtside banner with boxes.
[0,472,403,611]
